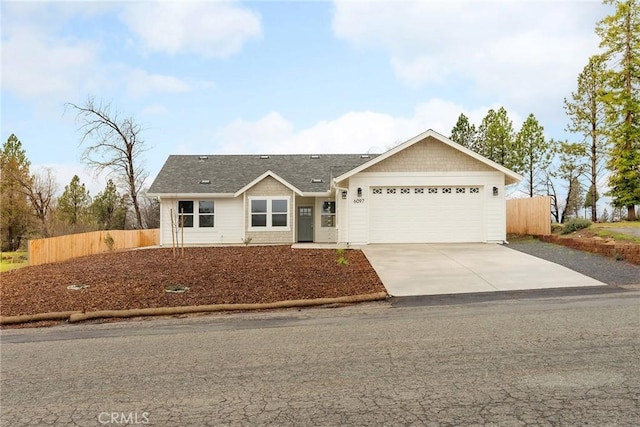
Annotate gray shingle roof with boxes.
[147,154,379,195]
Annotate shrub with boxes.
[560,218,592,235]
[103,233,115,251]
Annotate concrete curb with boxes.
[0,292,389,326]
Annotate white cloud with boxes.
[2,27,103,101]
[212,99,501,154]
[125,68,191,97]
[120,1,262,58]
[332,1,606,107]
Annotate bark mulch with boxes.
[0,246,385,318]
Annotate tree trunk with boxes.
[627,205,637,221]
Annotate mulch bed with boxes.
[0,246,385,318]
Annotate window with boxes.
[414,188,424,194]
[177,201,214,228]
[199,201,214,227]
[442,188,452,194]
[178,201,194,227]
[372,188,382,195]
[470,187,480,194]
[428,188,438,194]
[386,188,396,194]
[456,188,466,194]
[250,198,289,228]
[401,188,410,194]
[321,201,335,227]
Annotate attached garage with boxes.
[334,130,522,245]
[369,186,484,243]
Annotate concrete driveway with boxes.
[361,244,606,297]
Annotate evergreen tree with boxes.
[91,179,127,230]
[564,55,609,221]
[0,134,33,251]
[596,0,640,220]
[477,107,520,172]
[516,114,552,197]
[449,113,477,150]
[57,175,91,231]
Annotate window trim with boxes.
[177,200,215,229]
[248,196,291,230]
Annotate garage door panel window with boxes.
[250,197,289,229]
[442,188,452,194]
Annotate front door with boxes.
[297,206,313,242]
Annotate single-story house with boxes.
[147,129,522,246]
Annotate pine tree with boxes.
[564,55,608,221]
[0,134,33,251]
[516,114,552,197]
[477,107,520,173]
[57,175,91,231]
[449,113,477,150]
[91,179,127,230]
[596,0,640,220]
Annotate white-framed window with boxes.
[442,188,452,194]
[178,200,214,228]
[178,201,194,227]
[386,188,396,194]
[414,188,424,194]
[321,201,335,227]
[456,187,466,194]
[428,188,438,194]
[250,197,290,229]
[199,201,214,227]
[372,188,382,195]
[470,187,480,194]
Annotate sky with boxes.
[1,0,611,197]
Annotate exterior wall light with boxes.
[357,187,362,197]
[341,191,347,199]
[493,186,499,196]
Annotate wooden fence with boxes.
[506,196,551,236]
[28,229,159,266]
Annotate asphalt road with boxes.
[2,291,639,426]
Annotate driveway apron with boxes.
[361,244,607,297]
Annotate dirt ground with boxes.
[0,246,385,318]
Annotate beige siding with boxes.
[245,176,295,244]
[365,136,495,173]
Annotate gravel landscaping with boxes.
[507,240,640,286]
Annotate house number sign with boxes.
[353,198,365,204]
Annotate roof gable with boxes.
[334,129,523,185]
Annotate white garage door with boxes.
[369,186,484,243]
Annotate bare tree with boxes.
[66,97,148,229]
[26,167,58,237]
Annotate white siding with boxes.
[159,197,243,246]
[343,172,507,244]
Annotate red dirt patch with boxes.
[0,246,385,317]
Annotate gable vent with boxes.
[198,155,209,160]
[311,178,324,183]
[199,179,211,184]
[310,155,320,159]
[360,154,370,158]
[259,155,270,159]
